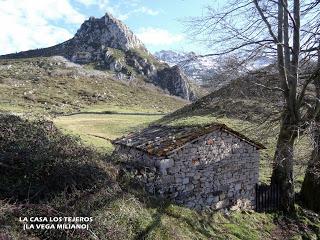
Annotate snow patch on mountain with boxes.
[154,50,218,85]
[155,50,275,86]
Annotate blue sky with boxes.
[0,0,219,55]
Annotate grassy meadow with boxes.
[54,111,164,153]
[0,57,319,240]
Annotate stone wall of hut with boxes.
[114,129,260,211]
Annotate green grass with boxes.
[2,165,319,240]
[108,48,126,61]
[90,201,276,240]
[0,55,186,158]
[129,47,166,69]
[3,193,319,240]
[54,112,163,153]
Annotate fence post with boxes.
[255,184,258,211]
[269,184,272,211]
[277,184,279,209]
[264,185,267,211]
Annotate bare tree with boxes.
[187,0,320,212]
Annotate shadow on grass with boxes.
[118,172,219,240]
[271,206,320,239]
[129,197,220,239]
[63,111,166,116]
[133,206,164,240]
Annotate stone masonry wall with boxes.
[114,129,260,211]
[113,144,170,195]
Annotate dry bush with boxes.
[0,113,113,203]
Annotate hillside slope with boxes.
[161,68,282,123]
[0,56,187,115]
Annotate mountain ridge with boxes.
[0,13,197,101]
[154,50,275,89]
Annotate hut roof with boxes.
[112,123,266,157]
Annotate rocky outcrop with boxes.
[68,14,146,63]
[74,15,145,52]
[0,13,196,101]
[125,50,157,77]
[153,66,194,101]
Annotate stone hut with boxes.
[112,123,265,210]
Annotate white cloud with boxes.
[137,28,184,46]
[0,0,85,55]
[75,0,129,20]
[0,0,164,55]
[75,0,101,6]
[76,0,109,9]
[76,0,159,19]
[133,7,159,16]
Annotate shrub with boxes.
[0,113,111,203]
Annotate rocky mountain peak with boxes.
[74,13,145,52]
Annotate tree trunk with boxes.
[300,44,320,213]
[269,0,300,213]
[272,109,297,212]
[300,123,320,213]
